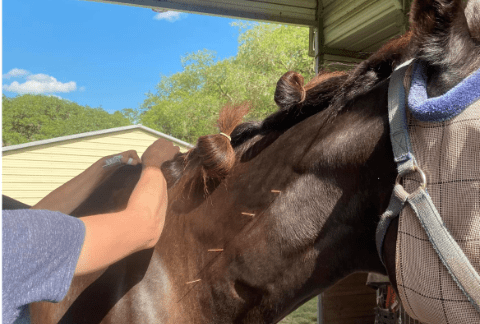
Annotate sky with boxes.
[2,0,248,113]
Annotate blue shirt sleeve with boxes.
[2,209,86,324]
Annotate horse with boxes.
[29,0,480,322]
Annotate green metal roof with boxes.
[323,0,408,52]
[87,0,318,26]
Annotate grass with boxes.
[279,297,318,324]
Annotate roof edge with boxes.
[2,125,194,152]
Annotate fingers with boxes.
[142,138,181,169]
[120,150,141,166]
[103,138,180,171]
[102,150,141,169]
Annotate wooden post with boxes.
[314,0,324,74]
[315,1,325,314]
[317,293,324,324]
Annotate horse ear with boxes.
[409,0,472,64]
[465,0,480,42]
[409,0,464,36]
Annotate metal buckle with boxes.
[395,165,427,191]
[374,307,397,324]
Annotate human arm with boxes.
[74,138,180,276]
[31,150,141,215]
[1,139,179,321]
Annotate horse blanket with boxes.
[395,63,480,323]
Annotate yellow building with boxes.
[2,125,193,206]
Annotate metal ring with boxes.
[395,165,427,189]
[127,157,133,165]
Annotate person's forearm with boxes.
[75,209,150,275]
[75,167,167,276]
[126,167,168,231]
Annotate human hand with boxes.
[142,138,180,170]
[102,150,141,168]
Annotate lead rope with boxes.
[376,59,480,313]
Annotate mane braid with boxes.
[228,71,349,150]
[261,72,349,133]
[328,31,414,118]
[162,104,250,211]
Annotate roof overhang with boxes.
[87,0,318,26]
[85,0,411,70]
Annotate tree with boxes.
[140,23,315,143]
[2,94,131,146]
[119,108,141,125]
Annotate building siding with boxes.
[2,127,191,206]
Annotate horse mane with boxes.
[161,104,250,194]
[234,29,414,145]
[161,28,415,205]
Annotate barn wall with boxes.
[2,128,190,206]
[321,273,376,323]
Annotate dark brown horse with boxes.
[29,0,480,322]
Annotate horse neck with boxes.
[303,83,396,274]
[262,93,397,320]
[152,204,225,323]
[156,89,395,323]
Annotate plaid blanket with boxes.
[395,69,480,323]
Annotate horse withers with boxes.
[30,0,480,323]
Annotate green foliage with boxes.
[140,23,315,143]
[119,108,141,125]
[3,24,315,146]
[2,94,131,146]
[280,297,318,324]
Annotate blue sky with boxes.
[2,0,246,113]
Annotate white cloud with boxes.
[153,11,185,22]
[27,73,56,82]
[3,68,30,79]
[3,73,77,94]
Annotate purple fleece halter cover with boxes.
[408,61,480,122]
